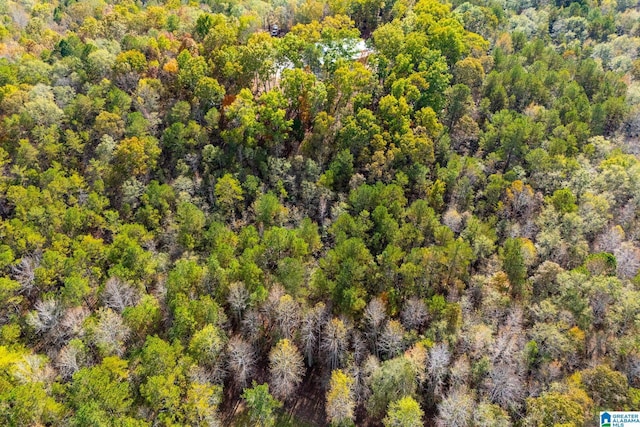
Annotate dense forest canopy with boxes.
[0,0,640,425]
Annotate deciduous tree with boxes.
[326,369,356,426]
[269,339,305,400]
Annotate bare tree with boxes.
[364,297,386,357]
[26,298,61,336]
[443,208,464,233]
[360,355,381,405]
[491,308,524,367]
[261,284,285,338]
[351,330,368,365]
[50,306,90,348]
[91,308,130,357]
[188,365,216,385]
[501,181,540,221]
[10,5,29,29]
[227,336,256,389]
[486,363,524,413]
[436,387,474,427]
[227,281,249,322]
[615,242,640,279]
[531,261,563,300]
[321,317,349,370]
[428,343,451,399]
[300,302,327,366]
[345,361,368,406]
[12,353,55,385]
[56,341,84,380]
[405,343,428,385]
[626,354,640,388]
[12,255,40,298]
[401,298,428,332]
[594,225,625,253]
[299,315,318,367]
[269,339,305,400]
[61,306,90,336]
[378,320,406,360]
[102,277,139,313]
[274,294,300,340]
[265,284,286,314]
[450,355,471,389]
[241,308,263,345]
[591,288,612,330]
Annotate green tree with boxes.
[550,189,578,214]
[317,237,374,314]
[177,50,209,91]
[195,13,216,39]
[580,365,629,410]
[112,136,161,182]
[443,84,473,130]
[242,382,282,427]
[501,237,527,298]
[254,193,287,231]
[257,90,293,151]
[481,110,543,172]
[327,149,355,193]
[70,357,133,421]
[0,346,62,426]
[1,382,63,426]
[383,396,424,427]
[176,201,206,250]
[525,388,591,427]
[123,295,161,342]
[215,173,244,221]
[221,89,259,155]
[188,324,227,368]
[184,382,223,426]
[367,356,418,418]
[140,373,182,424]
